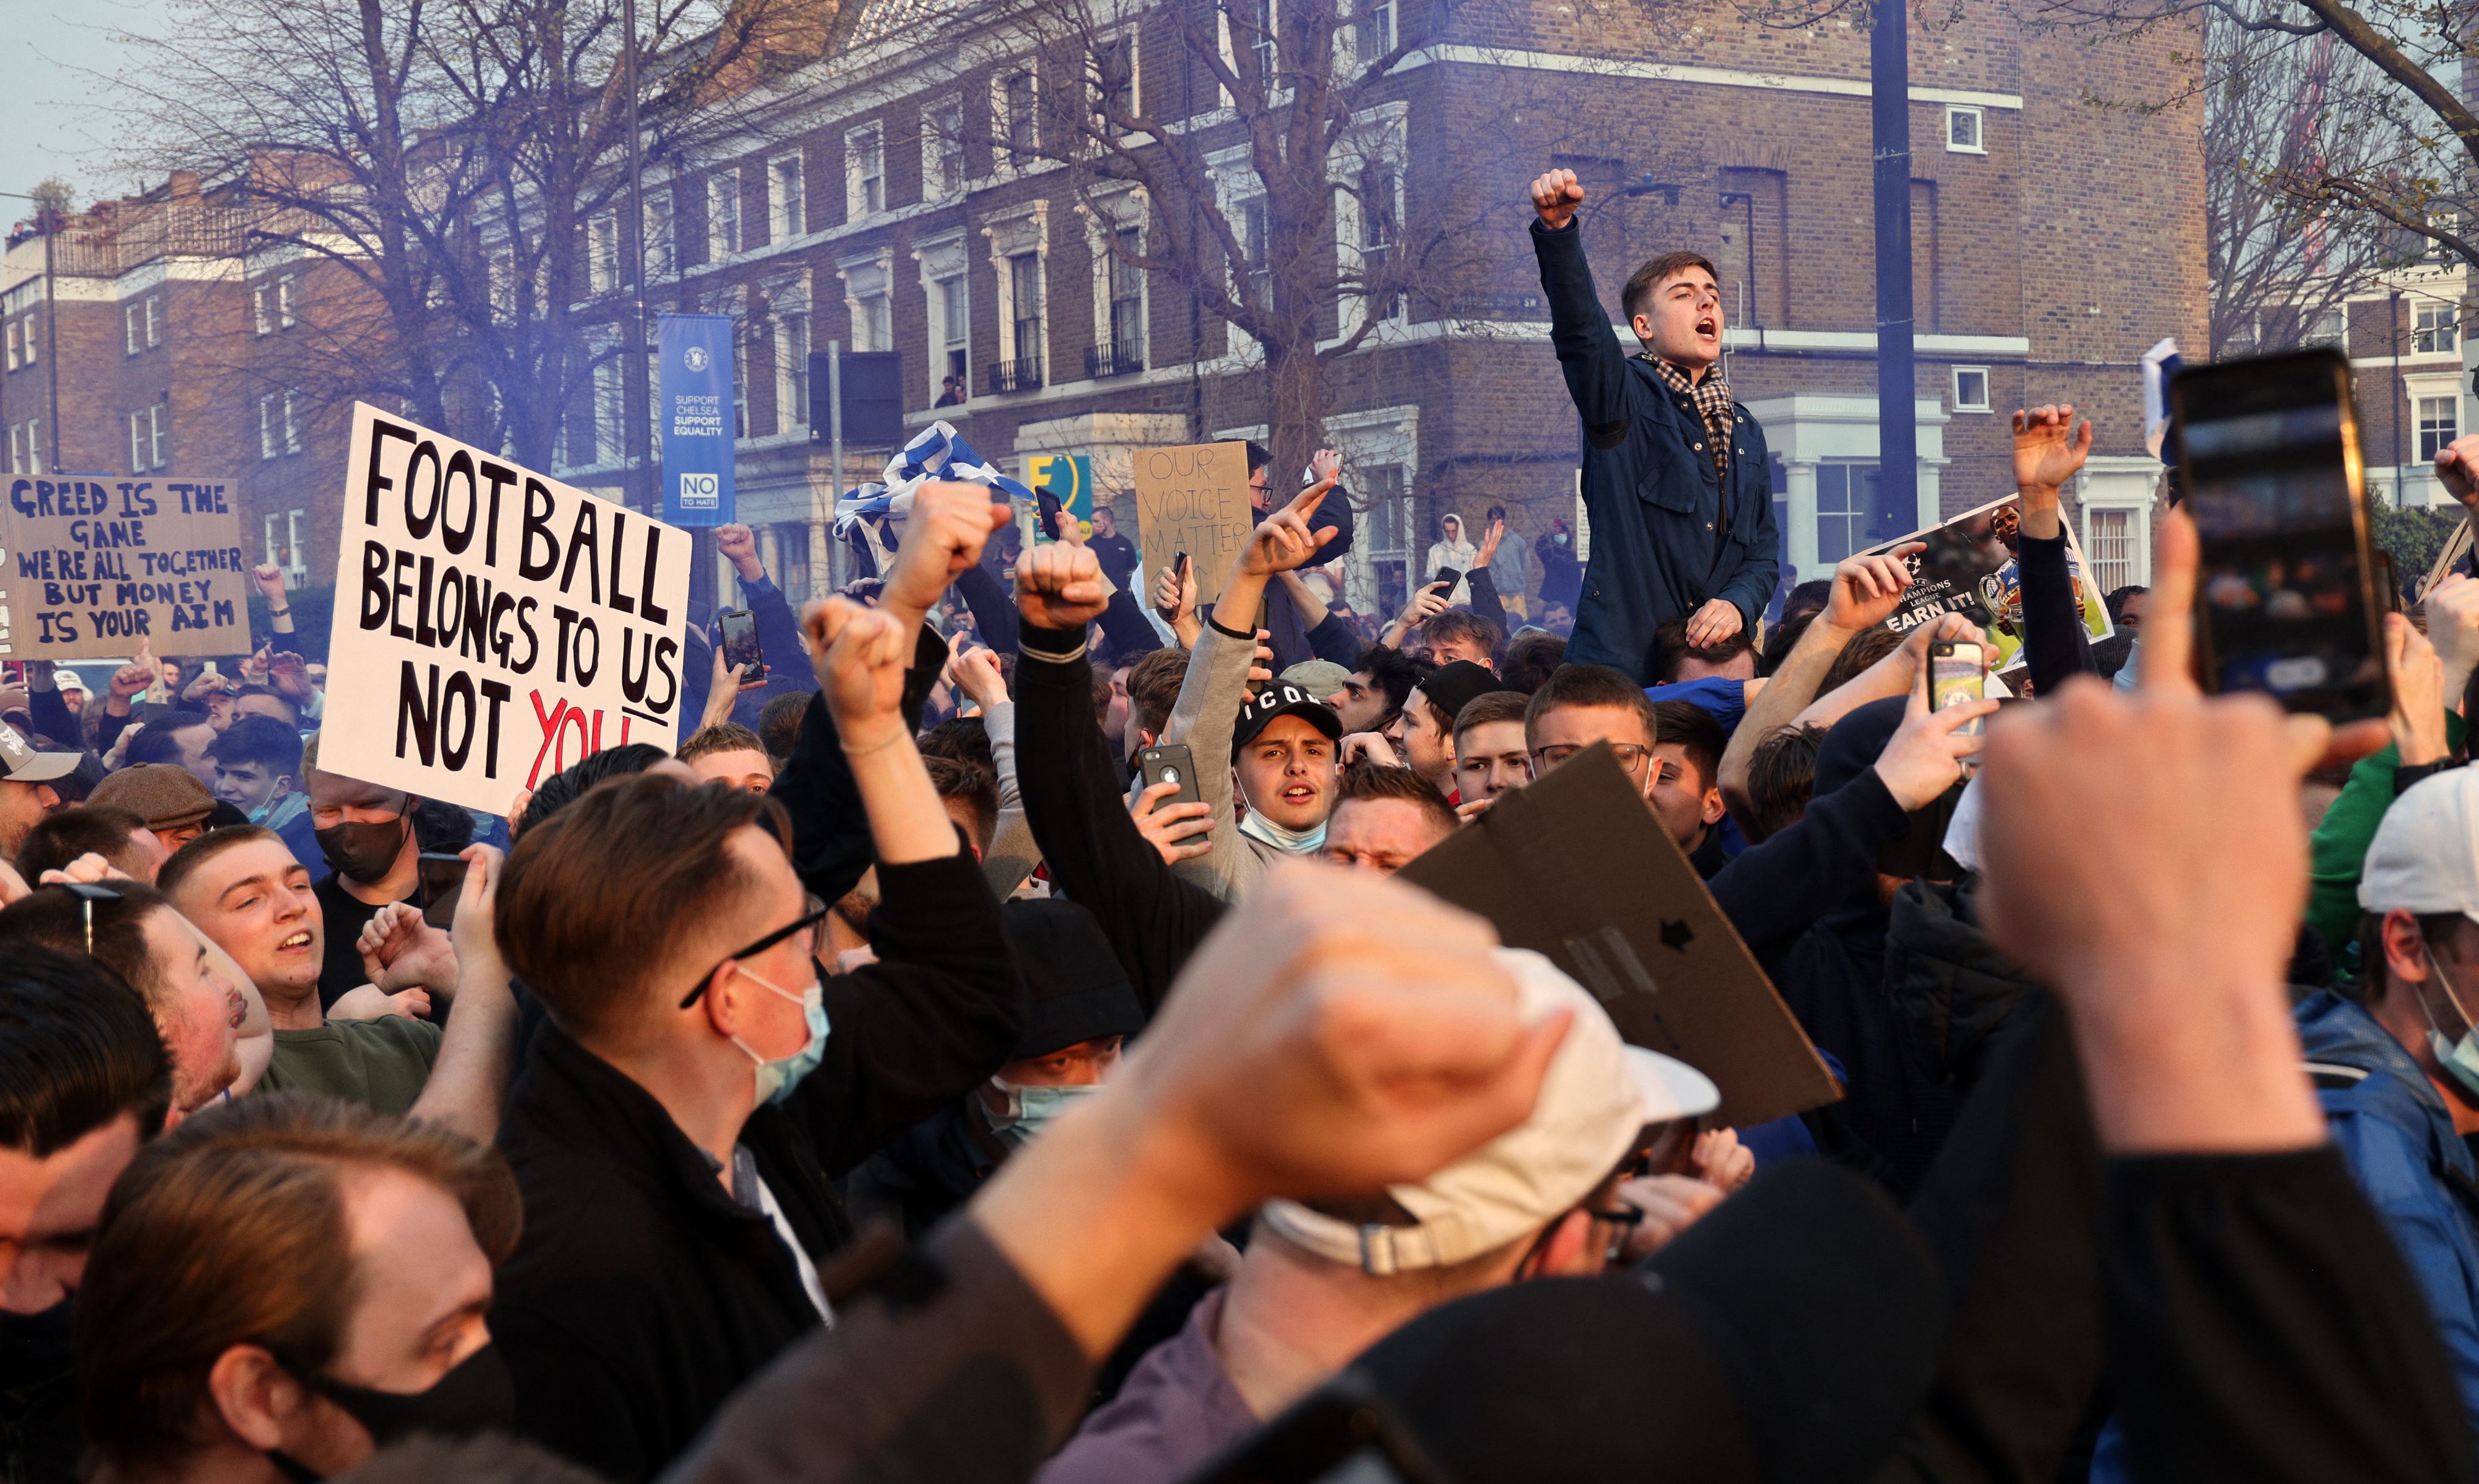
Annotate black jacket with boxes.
[492,849,1023,1483]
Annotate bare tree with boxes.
[970,0,1500,480]
[108,0,817,472]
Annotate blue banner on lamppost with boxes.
[659,314,734,527]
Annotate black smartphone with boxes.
[2372,548,2402,617]
[2172,347,2388,721]
[716,608,763,682]
[1430,568,1462,593]
[418,851,467,929]
[1179,1373,1448,1484]
[1176,551,1192,586]
[1036,485,1065,541]
[1138,743,1203,808]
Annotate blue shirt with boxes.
[1645,677,1750,737]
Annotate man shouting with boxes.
[1528,167,1779,685]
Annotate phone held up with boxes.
[1929,639,1987,770]
[716,608,764,685]
[418,852,469,930]
[2170,346,2389,722]
[1430,568,1463,595]
[1138,743,1204,809]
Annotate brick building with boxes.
[1,173,365,600]
[555,0,2206,613]
[2316,258,2470,512]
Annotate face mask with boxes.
[986,1076,1102,1149]
[315,814,409,882]
[281,1343,516,1472]
[1554,532,1570,547]
[730,962,829,1109]
[2414,939,2479,1102]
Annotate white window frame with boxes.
[14,312,32,368]
[914,231,971,402]
[1245,0,1279,91]
[646,188,677,279]
[842,126,884,221]
[8,423,24,472]
[770,151,808,241]
[282,390,301,454]
[1083,197,1150,375]
[708,169,742,260]
[997,69,1040,174]
[125,304,143,356]
[1945,105,1985,154]
[588,210,621,294]
[276,274,299,328]
[2420,392,2461,462]
[1952,366,1992,412]
[980,203,1051,389]
[592,350,625,463]
[144,294,163,348]
[258,395,280,460]
[1350,0,1397,64]
[1090,29,1138,136]
[775,305,811,431]
[252,281,274,335]
[2415,301,2459,356]
[922,96,966,199]
[837,250,893,356]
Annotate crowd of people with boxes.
[5,183,2479,1484]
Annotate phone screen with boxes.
[1036,486,1065,541]
[717,610,762,677]
[2174,348,2386,720]
[1930,642,1985,713]
[418,853,467,930]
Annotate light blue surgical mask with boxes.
[985,1076,1101,1149]
[730,964,829,1109]
[2414,939,2479,1102]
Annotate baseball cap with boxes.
[998,899,1145,1060]
[1233,681,1346,750]
[1259,949,1719,1275]
[88,764,216,832]
[53,669,89,694]
[2361,767,2479,921]
[1415,661,1499,727]
[0,723,81,786]
[1280,658,1352,701]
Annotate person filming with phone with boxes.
[1527,165,1781,687]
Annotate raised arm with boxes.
[1719,543,1923,820]
[2012,405,2099,693]
[405,844,520,1144]
[1528,168,1632,443]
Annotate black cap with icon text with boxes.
[1234,682,1345,749]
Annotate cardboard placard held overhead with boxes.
[1398,744,1840,1129]
[0,475,249,659]
[1132,441,1253,605]
[322,404,694,815]
[1859,494,2114,673]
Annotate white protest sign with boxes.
[322,403,694,814]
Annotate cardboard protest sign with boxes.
[1132,441,1252,605]
[1398,744,1840,1128]
[1860,495,2114,672]
[322,404,694,815]
[0,475,249,659]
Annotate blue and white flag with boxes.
[834,421,1032,576]
[659,314,736,528]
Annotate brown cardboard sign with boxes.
[1,475,250,659]
[1132,441,1253,606]
[1398,743,1841,1128]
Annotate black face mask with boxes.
[291,1344,516,1460]
[315,814,410,883]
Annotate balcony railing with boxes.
[987,356,1044,394]
[1086,341,1145,379]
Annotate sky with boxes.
[0,0,179,220]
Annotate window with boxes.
[734,328,751,439]
[646,190,677,278]
[1952,366,1991,411]
[854,290,890,353]
[5,317,17,372]
[1001,250,1045,389]
[2305,307,2347,346]
[144,295,163,348]
[770,152,808,240]
[842,128,883,220]
[1109,227,1145,359]
[276,276,299,328]
[2417,302,2459,355]
[1945,106,1984,154]
[252,281,275,335]
[488,254,516,323]
[1239,196,1270,311]
[1247,0,1279,88]
[588,211,621,293]
[2420,395,2460,462]
[924,97,966,197]
[775,522,813,601]
[592,355,625,463]
[1357,163,1401,323]
[2086,507,2134,594]
[7,423,22,473]
[281,392,301,454]
[129,405,168,473]
[12,311,32,367]
[933,273,970,393]
[1355,0,1397,60]
[1003,72,1039,167]
[777,313,811,428]
[1814,462,1882,564]
[263,508,307,586]
[1093,35,1135,128]
[708,170,742,260]
[125,304,143,356]
[258,395,281,460]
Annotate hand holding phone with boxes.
[1929,639,1988,744]
[716,608,764,683]
[1138,744,1203,809]
[1431,567,1463,594]
[418,851,469,929]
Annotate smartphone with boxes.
[418,852,468,929]
[716,608,763,682]
[1176,551,1192,586]
[2172,347,2387,721]
[1035,485,1065,542]
[2372,549,2402,617]
[1138,743,1203,809]
[1929,640,1987,735]
[1179,1373,1448,1484]
[1430,568,1462,594]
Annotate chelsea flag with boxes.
[659,314,735,528]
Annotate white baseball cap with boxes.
[0,722,80,785]
[2361,768,2479,922]
[53,669,88,693]
[1259,947,1719,1276]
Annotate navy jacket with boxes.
[1533,219,1779,683]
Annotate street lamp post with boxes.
[622,0,653,517]
[1871,0,1917,542]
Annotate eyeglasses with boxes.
[1528,742,1652,777]
[679,895,830,1009]
[52,882,124,954]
